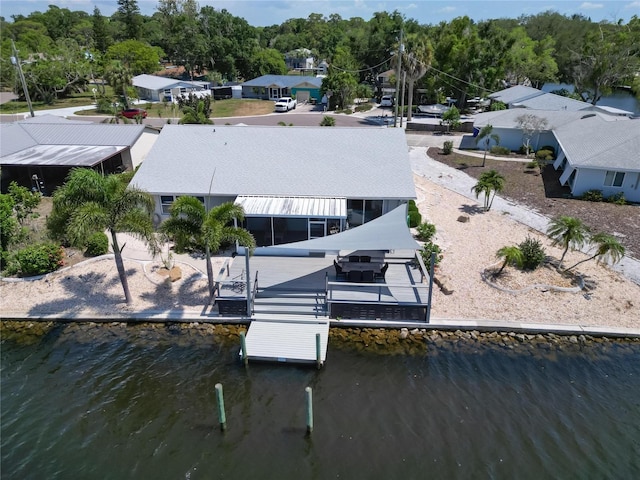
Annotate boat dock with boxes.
[242,315,330,366]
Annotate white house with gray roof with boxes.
[552,115,640,202]
[0,116,157,194]
[241,75,323,103]
[130,125,416,246]
[132,74,210,102]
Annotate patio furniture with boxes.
[361,270,375,283]
[348,270,362,283]
[375,263,389,281]
[341,261,384,274]
[333,259,346,280]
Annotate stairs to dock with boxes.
[253,288,327,318]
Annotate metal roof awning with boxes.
[0,144,126,167]
[264,204,419,254]
[235,196,347,218]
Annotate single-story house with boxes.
[130,125,416,247]
[489,85,634,116]
[240,75,323,103]
[132,74,210,102]
[0,115,158,194]
[552,115,640,202]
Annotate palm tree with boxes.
[547,216,589,269]
[475,124,500,167]
[471,169,505,211]
[402,38,432,122]
[565,233,625,272]
[179,100,213,124]
[161,197,255,300]
[495,245,524,275]
[50,168,157,304]
[104,61,132,108]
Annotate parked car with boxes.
[120,108,147,119]
[274,97,297,112]
[380,95,394,107]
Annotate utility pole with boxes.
[393,29,403,127]
[11,40,34,118]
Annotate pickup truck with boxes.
[274,97,297,112]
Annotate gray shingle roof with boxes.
[488,85,543,104]
[513,93,590,111]
[131,125,416,199]
[241,75,322,89]
[554,116,640,171]
[132,74,206,91]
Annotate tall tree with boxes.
[48,169,157,304]
[475,124,500,167]
[117,0,141,40]
[471,169,505,212]
[106,39,163,75]
[161,198,255,301]
[104,61,132,107]
[547,216,589,269]
[400,35,433,121]
[92,7,111,53]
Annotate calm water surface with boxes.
[1,325,639,480]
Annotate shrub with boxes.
[535,149,554,161]
[490,145,511,155]
[580,189,604,202]
[15,242,64,276]
[320,115,335,126]
[416,221,436,242]
[539,145,556,156]
[408,209,422,228]
[606,192,627,205]
[517,236,546,270]
[490,101,507,111]
[85,232,109,256]
[420,241,442,271]
[442,140,453,155]
[354,104,372,113]
[518,144,532,155]
[526,161,538,169]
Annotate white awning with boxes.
[235,196,346,218]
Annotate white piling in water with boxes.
[240,331,248,366]
[316,333,321,369]
[305,386,313,434]
[215,383,227,431]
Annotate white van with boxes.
[380,95,394,107]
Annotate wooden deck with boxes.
[242,317,329,365]
[216,253,432,321]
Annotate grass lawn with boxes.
[0,87,114,113]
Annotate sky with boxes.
[1,0,638,26]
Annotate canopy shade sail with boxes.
[264,204,419,254]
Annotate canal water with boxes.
[1,325,639,480]
[541,83,640,115]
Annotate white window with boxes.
[161,195,174,214]
[604,171,625,187]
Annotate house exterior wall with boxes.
[136,87,161,102]
[571,167,640,202]
[291,87,320,102]
[476,128,557,152]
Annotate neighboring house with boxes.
[470,109,639,201]
[130,125,416,247]
[132,74,210,102]
[488,85,634,116]
[285,48,315,71]
[552,115,640,202]
[240,75,323,103]
[0,116,158,193]
[377,69,396,95]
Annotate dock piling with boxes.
[305,386,313,434]
[240,331,248,365]
[315,333,321,369]
[215,383,227,431]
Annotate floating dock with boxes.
[242,316,330,366]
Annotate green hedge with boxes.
[15,243,64,276]
[85,232,109,257]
